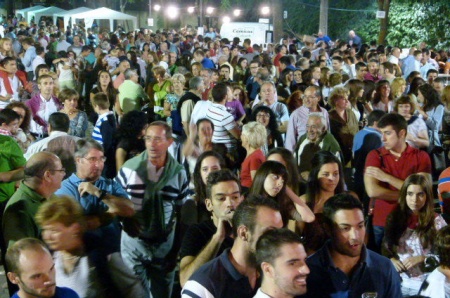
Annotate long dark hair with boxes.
[372,80,393,105]
[267,147,301,195]
[193,151,226,203]
[419,83,443,111]
[115,110,148,140]
[249,160,291,223]
[384,174,436,250]
[305,151,345,210]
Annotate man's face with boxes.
[76,149,105,181]
[270,243,309,297]
[48,158,65,192]
[4,60,17,74]
[248,206,283,251]
[312,67,321,81]
[427,72,438,84]
[73,36,80,45]
[380,125,404,151]
[368,62,378,75]
[415,53,423,61]
[393,48,401,58]
[4,119,19,135]
[144,125,173,162]
[206,181,243,222]
[356,66,368,79]
[220,67,230,80]
[260,84,275,105]
[119,61,130,73]
[332,60,342,72]
[330,208,365,258]
[201,70,211,85]
[222,47,230,56]
[11,249,56,298]
[249,63,259,76]
[38,77,54,97]
[306,117,324,143]
[303,89,319,109]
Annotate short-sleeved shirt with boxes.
[181,249,259,298]
[179,219,233,259]
[240,149,265,188]
[364,145,431,226]
[206,103,238,152]
[0,135,26,202]
[301,242,401,298]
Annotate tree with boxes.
[377,0,391,45]
[319,0,329,35]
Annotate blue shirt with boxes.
[201,57,215,69]
[300,242,401,298]
[12,286,79,298]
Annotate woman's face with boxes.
[417,90,425,104]
[12,107,25,127]
[200,156,221,185]
[240,59,248,69]
[406,184,427,214]
[2,40,12,52]
[267,154,287,167]
[233,89,242,101]
[232,47,239,56]
[144,44,150,51]
[147,54,154,63]
[264,173,285,197]
[397,103,412,118]
[172,79,185,91]
[256,111,270,127]
[318,162,340,193]
[42,221,80,251]
[99,72,111,86]
[335,96,349,110]
[294,70,302,83]
[192,65,201,76]
[380,84,390,98]
[198,121,213,143]
[64,96,78,110]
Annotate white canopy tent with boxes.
[53,7,92,30]
[27,6,66,24]
[69,7,137,31]
[16,6,45,21]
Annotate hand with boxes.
[214,217,232,242]
[391,258,407,273]
[365,166,390,183]
[78,182,100,197]
[403,256,425,270]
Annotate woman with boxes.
[90,70,118,112]
[229,46,240,67]
[251,106,284,154]
[383,174,447,296]
[391,77,407,99]
[372,80,394,112]
[346,79,365,124]
[249,160,314,225]
[0,37,14,60]
[191,151,227,223]
[300,151,346,254]
[328,87,359,166]
[164,74,186,135]
[408,77,425,105]
[59,88,88,138]
[233,57,248,86]
[150,65,172,120]
[115,110,147,171]
[35,196,108,297]
[394,95,429,149]
[417,83,444,150]
[5,102,33,151]
[240,122,266,191]
[286,90,303,113]
[267,147,302,196]
[277,68,294,101]
[441,85,450,137]
[54,51,76,90]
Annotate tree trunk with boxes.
[319,0,328,35]
[378,0,390,45]
[272,0,283,43]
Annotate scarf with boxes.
[0,69,28,94]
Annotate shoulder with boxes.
[54,286,80,298]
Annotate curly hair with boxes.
[115,110,148,140]
[5,102,32,132]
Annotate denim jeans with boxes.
[372,225,385,253]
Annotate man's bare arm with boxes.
[364,175,400,202]
[0,168,24,183]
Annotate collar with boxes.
[363,127,381,136]
[378,143,412,157]
[39,93,53,102]
[211,102,227,110]
[320,241,368,269]
[19,181,47,203]
[0,128,12,136]
[220,248,247,281]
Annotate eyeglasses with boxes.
[302,95,318,100]
[256,113,270,119]
[83,156,107,164]
[144,136,166,143]
[51,168,66,173]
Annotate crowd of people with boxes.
[1,16,450,298]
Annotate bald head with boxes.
[25,152,60,179]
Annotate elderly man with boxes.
[117,121,189,298]
[285,85,330,152]
[294,113,342,180]
[179,76,204,137]
[118,68,149,114]
[6,238,79,298]
[254,229,310,298]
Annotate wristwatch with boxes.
[98,189,108,201]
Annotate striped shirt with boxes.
[92,111,113,145]
[206,103,237,151]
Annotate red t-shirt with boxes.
[241,149,265,188]
[365,145,431,227]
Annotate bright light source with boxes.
[222,16,231,23]
[261,6,270,15]
[187,7,195,14]
[154,4,161,11]
[167,5,179,19]
[233,9,241,17]
[206,7,214,14]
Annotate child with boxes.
[105,49,120,73]
[225,86,246,127]
[91,92,116,178]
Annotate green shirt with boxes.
[3,182,55,248]
[0,135,26,202]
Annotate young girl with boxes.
[226,87,246,126]
[383,174,447,296]
[249,160,315,225]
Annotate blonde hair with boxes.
[35,196,86,230]
[329,86,349,108]
[442,86,450,109]
[391,77,407,99]
[242,121,267,149]
[0,38,14,57]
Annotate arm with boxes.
[0,168,24,182]
[279,120,288,133]
[364,174,401,202]
[407,129,429,149]
[73,111,89,138]
[114,94,123,117]
[285,186,315,223]
[115,147,127,173]
[228,126,241,139]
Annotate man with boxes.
[113,59,131,89]
[279,56,296,72]
[253,82,289,133]
[193,49,215,69]
[25,74,62,138]
[24,112,77,160]
[20,37,36,81]
[301,193,401,297]
[254,229,309,298]
[246,61,261,102]
[364,113,431,249]
[433,77,446,96]
[388,47,401,65]
[348,30,362,50]
[379,61,396,83]
[6,238,79,298]
[403,50,422,79]
[3,152,65,248]
[364,59,382,82]
[352,110,385,211]
[401,47,417,79]
[420,48,437,79]
[179,170,243,286]
[200,68,214,100]
[31,46,46,80]
[294,113,341,180]
[118,68,149,114]
[426,68,439,85]
[181,195,284,298]
[0,57,27,108]
[67,35,83,57]
[117,121,188,298]
[56,34,71,52]
[331,56,346,75]
[206,83,241,155]
[285,86,330,152]
[219,64,233,83]
[179,76,204,137]
[354,62,368,81]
